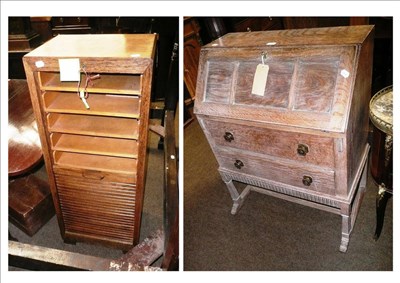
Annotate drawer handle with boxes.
[82,170,105,180]
[302,175,313,186]
[297,144,309,156]
[224,132,234,142]
[234,159,244,169]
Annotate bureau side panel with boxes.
[346,30,374,194]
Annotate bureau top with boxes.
[204,25,374,48]
[25,34,157,59]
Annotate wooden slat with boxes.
[51,133,138,158]
[61,210,135,226]
[64,222,134,240]
[57,195,135,214]
[54,151,137,175]
[47,113,139,139]
[55,183,136,200]
[55,170,137,243]
[43,91,141,118]
[39,72,141,95]
[57,198,135,216]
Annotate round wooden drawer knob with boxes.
[302,175,313,186]
[234,159,244,169]
[224,132,234,142]
[297,144,309,156]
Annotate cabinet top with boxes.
[204,25,374,48]
[25,34,157,59]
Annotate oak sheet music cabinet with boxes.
[194,25,374,252]
[23,34,156,249]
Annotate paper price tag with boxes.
[79,90,90,109]
[59,58,80,82]
[251,64,269,96]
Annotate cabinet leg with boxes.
[374,184,392,240]
[339,155,368,252]
[64,238,77,245]
[224,180,251,215]
[340,214,350,252]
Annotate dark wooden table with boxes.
[8,79,54,236]
[8,79,43,176]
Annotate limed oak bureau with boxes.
[23,34,156,249]
[194,25,374,252]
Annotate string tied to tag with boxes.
[251,53,270,96]
[261,51,267,65]
[76,64,101,109]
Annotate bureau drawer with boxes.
[215,149,335,195]
[202,119,335,168]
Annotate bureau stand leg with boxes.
[223,180,251,215]
[340,157,368,253]
[340,217,350,253]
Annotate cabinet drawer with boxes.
[215,149,335,195]
[203,119,335,168]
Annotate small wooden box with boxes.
[23,34,156,249]
[9,175,55,236]
[194,25,374,252]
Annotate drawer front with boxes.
[53,167,137,246]
[215,149,335,195]
[203,119,335,168]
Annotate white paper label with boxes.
[340,69,350,78]
[59,58,80,82]
[251,64,269,96]
[35,61,45,68]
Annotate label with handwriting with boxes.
[251,64,269,96]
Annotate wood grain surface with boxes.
[8,79,43,176]
[203,25,374,48]
[202,118,335,168]
[194,26,375,252]
[23,34,155,249]
[195,45,356,133]
[215,147,336,195]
